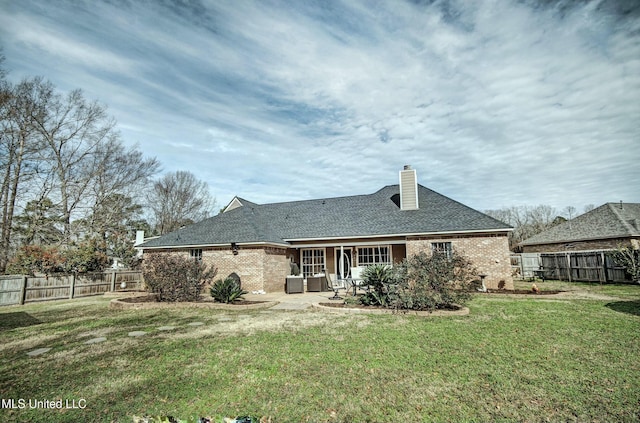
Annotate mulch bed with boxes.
[318,302,463,311]
[476,290,564,295]
[118,294,267,305]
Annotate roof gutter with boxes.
[140,241,291,250]
[284,228,512,243]
[520,233,639,247]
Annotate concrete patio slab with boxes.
[245,291,335,308]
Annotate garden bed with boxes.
[475,289,564,296]
[313,302,469,316]
[103,290,148,298]
[109,294,277,310]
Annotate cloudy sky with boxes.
[1,0,639,214]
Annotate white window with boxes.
[357,246,391,266]
[431,242,452,259]
[190,248,203,261]
[301,248,326,277]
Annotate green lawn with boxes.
[1,282,639,422]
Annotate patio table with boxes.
[346,278,365,296]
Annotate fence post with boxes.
[69,273,76,299]
[600,251,607,283]
[110,271,116,292]
[566,253,572,282]
[19,275,27,305]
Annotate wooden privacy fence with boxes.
[0,270,143,306]
[540,251,630,283]
[510,253,541,279]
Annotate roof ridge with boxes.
[239,186,401,208]
[607,203,639,236]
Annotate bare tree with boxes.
[147,171,215,234]
[562,206,577,220]
[0,77,53,271]
[485,205,560,251]
[0,69,159,271]
[88,140,159,239]
[30,88,120,242]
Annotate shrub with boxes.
[609,245,640,283]
[143,254,217,302]
[6,245,65,275]
[62,238,110,273]
[7,240,113,275]
[393,250,477,311]
[210,277,248,303]
[359,264,398,306]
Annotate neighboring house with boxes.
[519,203,640,283]
[520,203,640,253]
[140,166,514,292]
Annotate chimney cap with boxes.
[403,165,412,170]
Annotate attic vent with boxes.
[399,165,419,210]
[390,193,401,208]
[224,197,244,213]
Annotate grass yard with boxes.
[0,281,639,422]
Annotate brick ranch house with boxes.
[520,202,640,253]
[517,203,640,283]
[140,167,514,292]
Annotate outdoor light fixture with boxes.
[231,242,239,255]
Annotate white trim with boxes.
[141,229,512,250]
[538,248,620,254]
[223,197,244,213]
[285,228,512,243]
[293,239,406,249]
[520,235,638,247]
[356,245,392,266]
[301,247,327,277]
[141,241,290,250]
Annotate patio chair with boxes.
[349,267,368,293]
[325,271,346,300]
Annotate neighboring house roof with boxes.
[520,203,640,247]
[141,184,512,249]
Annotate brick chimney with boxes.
[399,165,418,210]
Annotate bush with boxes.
[393,250,477,311]
[63,238,110,273]
[609,245,640,283]
[7,239,111,275]
[359,264,398,306]
[143,254,217,302]
[210,277,248,303]
[6,245,65,275]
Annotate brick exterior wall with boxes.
[143,246,290,294]
[144,233,514,293]
[521,237,639,253]
[263,247,291,292]
[406,233,513,290]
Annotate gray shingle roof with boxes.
[141,184,512,248]
[520,202,640,246]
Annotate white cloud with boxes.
[1,0,638,212]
